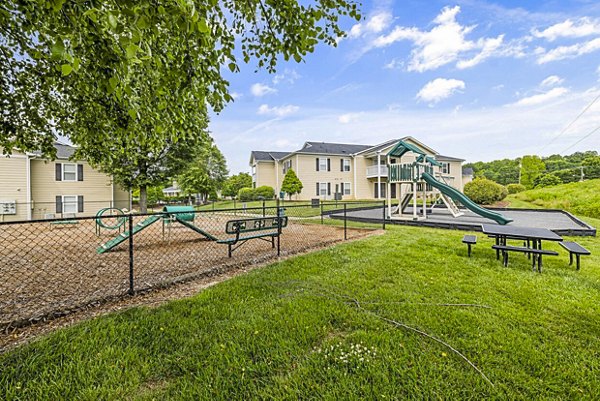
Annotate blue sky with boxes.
[209,0,600,175]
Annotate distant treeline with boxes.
[465,151,600,189]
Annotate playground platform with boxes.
[330,207,596,236]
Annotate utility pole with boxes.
[580,166,585,182]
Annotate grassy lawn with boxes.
[2,222,600,400]
[505,179,600,219]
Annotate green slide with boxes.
[174,217,218,241]
[421,172,513,225]
[97,215,161,254]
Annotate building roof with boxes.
[299,142,373,155]
[251,151,290,162]
[462,167,474,176]
[436,154,465,162]
[31,142,76,160]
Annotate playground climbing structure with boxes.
[385,141,512,225]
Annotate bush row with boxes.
[238,186,275,201]
[464,178,507,205]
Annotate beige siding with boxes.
[0,152,29,222]
[291,154,355,200]
[30,159,114,219]
[255,162,277,190]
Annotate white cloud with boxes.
[338,113,362,124]
[272,69,301,85]
[513,87,569,106]
[532,18,600,41]
[257,104,299,117]
[372,6,507,72]
[230,92,242,100]
[251,83,277,97]
[416,78,465,104]
[540,75,564,87]
[347,12,393,39]
[537,37,600,64]
[383,58,403,70]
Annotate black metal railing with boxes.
[0,200,385,330]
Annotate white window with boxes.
[283,160,292,174]
[344,182,351,195]
[342,159,351,172]
[319,158,328,171]
[63,163,77,181]
[62,195,78,214]
[441,162,450,174]
[319,182,328,196]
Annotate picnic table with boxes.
[481,224,563,272]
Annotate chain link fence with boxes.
[0,201,385,330]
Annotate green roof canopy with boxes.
[386,140,442,167]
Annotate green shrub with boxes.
[534,173,563,188]
[238,187,255,201]
[464,178,507,205]
[507,183,526,194]
[255,185,275,199]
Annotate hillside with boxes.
[507,179,600,219]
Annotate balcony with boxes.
[366,165,388,178]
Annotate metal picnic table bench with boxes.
[481,224,562,273]
[217,216,288,257]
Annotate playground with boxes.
[0,208,378,327]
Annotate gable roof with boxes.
[436,154,465,162]
[251,151,290,162]
[299,142,372,155]
[31,142,76,160]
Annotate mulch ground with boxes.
[0,213,382,353]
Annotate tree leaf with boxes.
[61,64,73,76]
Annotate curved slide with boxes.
[421,172,513,225]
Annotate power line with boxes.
[559,125,600,154]
[540,92,600,152]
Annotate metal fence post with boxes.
[320,201,324,224]
[382,200,386,230]
[262,200,266,217]
[128,214,134,295]
[344,203,347,240]
[276,198,281,256]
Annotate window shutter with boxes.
[340,183,344,194]
[316,158,319,171]
[447,163,451,174]
[55,163,62,181]
[56,196,63,213]
[327,183,331,195]
[374,183,378,198]
[78,195,84,213]
[316,183,319,196]
[327,158,331,171]
[340,159,344,172]
[77,164,84,181]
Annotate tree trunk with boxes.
[139,185,148,213]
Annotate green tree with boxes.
[281,169,303,200]
[1,1,360,157]
[520,155,546,190]
[222,173,253,199]
[534,173,562,188]
[178,142,228,203]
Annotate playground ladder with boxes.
[440,194,464,218]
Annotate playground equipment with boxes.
[385,141,512,225]
[95,207,127,236]
[161,206,217,241]
[96,206,216,254]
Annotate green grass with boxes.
[2,223,600,400]
[506,179,600,219]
